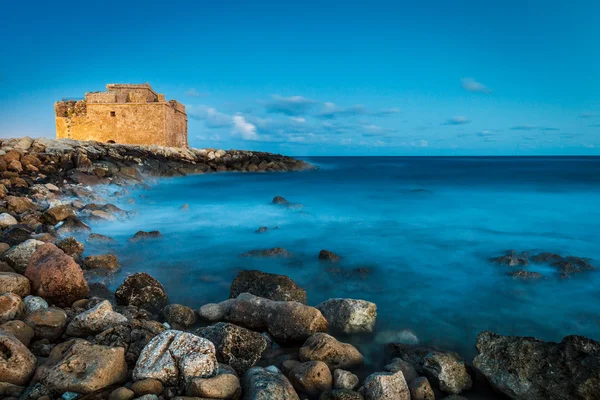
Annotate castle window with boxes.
[110,111,116,117]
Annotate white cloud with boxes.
[461,78,492,94]
[265,95,317,115]
[290,117,306,123]
[232,115,259,140]
[188,105,233,128]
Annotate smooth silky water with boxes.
[81,156,600,370]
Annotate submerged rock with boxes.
[241,247,293,258]
[490,250,529,267]
[243,366,300,400]
[531,252,563,263]
[316,298,377,334]
[133,330,218,386]
[319,249,342,262]
[83,253,121,272]
[474,330,600,400]
[388,343,472,394]
[115,272,169,313]
[86,233,118,244]
[552,256,596,278]
[272,196,290,205]
[230,270,307,303]
[509,270,544,281]
[130,230,163,242]
[198,322,267,375]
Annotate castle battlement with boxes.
[55,83,187,148]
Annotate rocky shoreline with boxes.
[0,137,599,400]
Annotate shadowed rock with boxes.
[230,270,306,303]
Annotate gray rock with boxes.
[198,302,227,322]
[473,330,600,400]
[409,377,435,400]
[0,213,18,229]
[334,369,360,390]
[359,371,410,400]
[23,295,48,314]
[316,298,377,334]
[66,300,127,337]
[1,239,45,273]
[162,303,197,328]
[243,366,300,400]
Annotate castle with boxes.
[55,83,188,148]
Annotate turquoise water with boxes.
[84,157,600,360]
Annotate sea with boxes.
[82,156,600,364]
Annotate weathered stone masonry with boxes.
[55,83,188,148]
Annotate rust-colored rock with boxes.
[24,243,89,307]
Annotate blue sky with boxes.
[0,0,599,155]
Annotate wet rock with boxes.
[316,298,377,334]
[409,377,435,400]
[24,307,67,340]
[552,256,596,278]
[241,247,293,258]
[162,304,197,328]
[383,358,418,383]
[289,360,333,397]
[319,250,341,262]
[198,302,228,322]
[23,295,48,314]
[320,389,365,400]
[66,300,127,337]
[0,320,34,346]
[41,205,76,225]
[0,213,17,229]
[531,252,563,263]
[388,344,472,394]
[55,216,91,235]
[131,378,164,396]
[509,270,544,280]
[474,330,600,400]
[133,330,218,386]
[0,331,37,385]
[490,250,528,267]
[198,322,267,375]
[243,366,300,400]
[0,293,25,323]
[24,243,89,307]
[226,293,328,343]
[33,339,128,394]
[255,226,269,233]
[56,237,84,260]
[0,272,31,297]
[115,272,169,313]
[186,373,242,399]
[272,196,290,205]
[86,232,117,244]
[359,371,410,400]
[1,239,45,273]
[299,333,364,370]
[130,230,163,242]
[83,253,121,272]
[230,270,307,303]
[333,369,359,390]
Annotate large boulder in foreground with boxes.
[225,293,328,343]
[388,343,472,394]
[316,298,377,334]
[0,331,37,386]
[33,339,127,394]
[115,272,169,313]
[243,366,300,400]
[198,322,267,375]
[473,330,600,400]
[230,270,307,303]
[133,330,218,386]
[24,243,89,307]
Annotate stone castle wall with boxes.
[55,84,188,148]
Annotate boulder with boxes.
[226,293,328,343]
[6,196,37,214]
[22,295,48,314]
[66,300,127,337]
[272,196,289,204]
[186,373,242,399]
[130,230,163,242]
[133,330,218,386]
[359,371,410,400]
[0,320,34,346]
[0,272,31,297]
[56,237,84,260]
[24,243,89,307]
[383,358,418,383]
[86,233,118,244]
[115,272,169,313]
[316,298,377,334]
[319,250,341,262]
[162,304,197,328]
[388,343,472,394]
[299,333,364,370]
[243,366,300,400]
[1,239,45,273]
[131,378,163,396]
[0,213,17,229]
[288,360,333,397]
[198,302,228,322]
[198,322,267,375]
[473,330,600,400]
[55,216,91,235]
[334,369,360,390]
[509,270,543,281]
[0,293,25,323]
[83,254,121,272]
[1,225,34,246]
[24,307,67,340]
[109,387,135,400]
[230,270,307,303]
[0,331,37,385]
[41,205,76,225]
[409,377,435,400]
[490,250,528,266]
[33,339,128,394]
